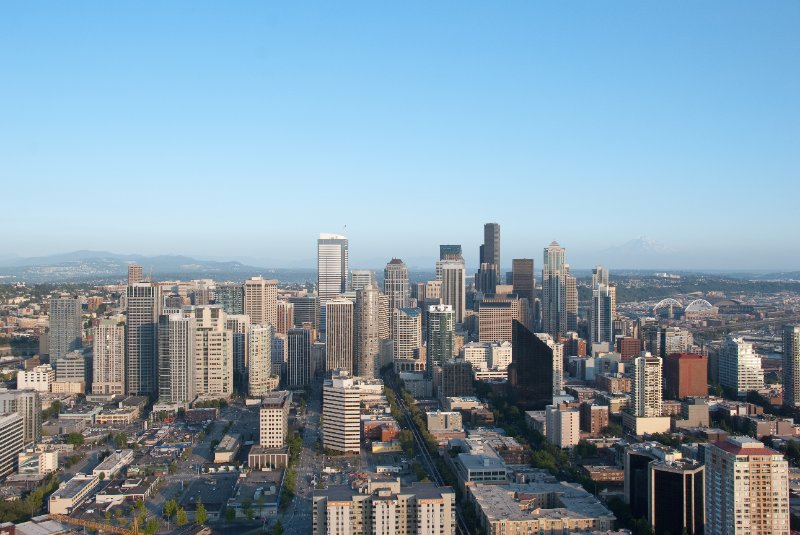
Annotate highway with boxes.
[390,383,472,535]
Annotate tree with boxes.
[195,500,208,525]
[399,429,414,456]
[163,498,177,521]
[176,507,188,527]
[114,433,128,449]
[144,517,159,535]
[66,432,84,446]
[224,505,236,523]
[272,520,284,535]
[243,499,254,520]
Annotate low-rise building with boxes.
[214,433,241,463]
[468,482,617,535]
[49,474,99,514]
[17,365,55,393]
[248,446,289,470]
[426,411,463,431]
[92,449,135,479]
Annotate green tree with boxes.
[195,500,208,525]
[163,498,177,522]
[114,432,128,449]
[243,499,254,520]
[144,517,159,535]
[176,507,188,527]
[98,472,105,481]
[224,505,236,523]
[66,432,84,445]
[272,520,284,535]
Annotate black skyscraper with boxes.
[508,320,553,409]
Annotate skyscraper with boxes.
[511,259,534,302]
[705,436,789,535]
[508,321,555,410]
[783,325,800,408]
[244,276,278,328]
[317,233,349,302]
[190,305,234,398]
[322,370,363,454]
[248,325,273,397]
[439,244,463,261]
[475,263,498,294]
[127,264,143,285]
[542,241,575,337]
[633,352,663,418]
[590,266,615,350]
[126,283,160,396]
[226,314,251,391]
[325,299,355,374]
[440,261,466,324]
[48,295,82,366]
[276,300,294,335]
[355,284,381,379]
[719,336,764,396]
[286,328,312,388]
[480,222,501,278]
[383,259,410,314]
[92,316,125,396]
[288,295,319,330]
[351,270,375,292]
[392,308,422,366]
[214,283,244,315]
[157,312,195,403]
[427,304,454,373]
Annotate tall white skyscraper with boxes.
[317,233,349,302]
[92,316,125,396]
[633,352,662,417]
[383,258,410,313]
[440,261,466,324]
[542,242,575,337]
[244,276,278,328]
[248,325,273,397]
[158,312,195,403]
[392,308,422,366]
[48,295,82,367]
[190,305,234,398]
[351,269,375,292]
[719,336,764,396]
[783,325,800,408]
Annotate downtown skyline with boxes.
[1,2,798,271]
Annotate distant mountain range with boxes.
[0,250,315,284]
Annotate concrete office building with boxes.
[0,389,41,446]
[351,270,375,292]
[719,336,764,396]
[633,352,663,417]
[325,299,355,374]
[56,351,87,383]
[249,325,273,397]
[190,305,234,398]
[48,295,82,366]
[18,365,55,393]
[92,316,125,395]
[260,390,291,448]
[127,264,143,285]
[545,404,580,448]
[244,276,278,328]
[322,370,363,454]
[0,413,24,478]
[157,313,195,403]
[126,283,161,396]
[276,300,294,335]
[705,436,789,535]
[392,308,422,367]
[312,479,455,535]
[440,261,466,324]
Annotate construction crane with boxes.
[48,514,139,535]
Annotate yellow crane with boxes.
[48,513,139,535]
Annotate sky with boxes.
[1,2,798,270]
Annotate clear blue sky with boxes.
[2,2,798,270]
